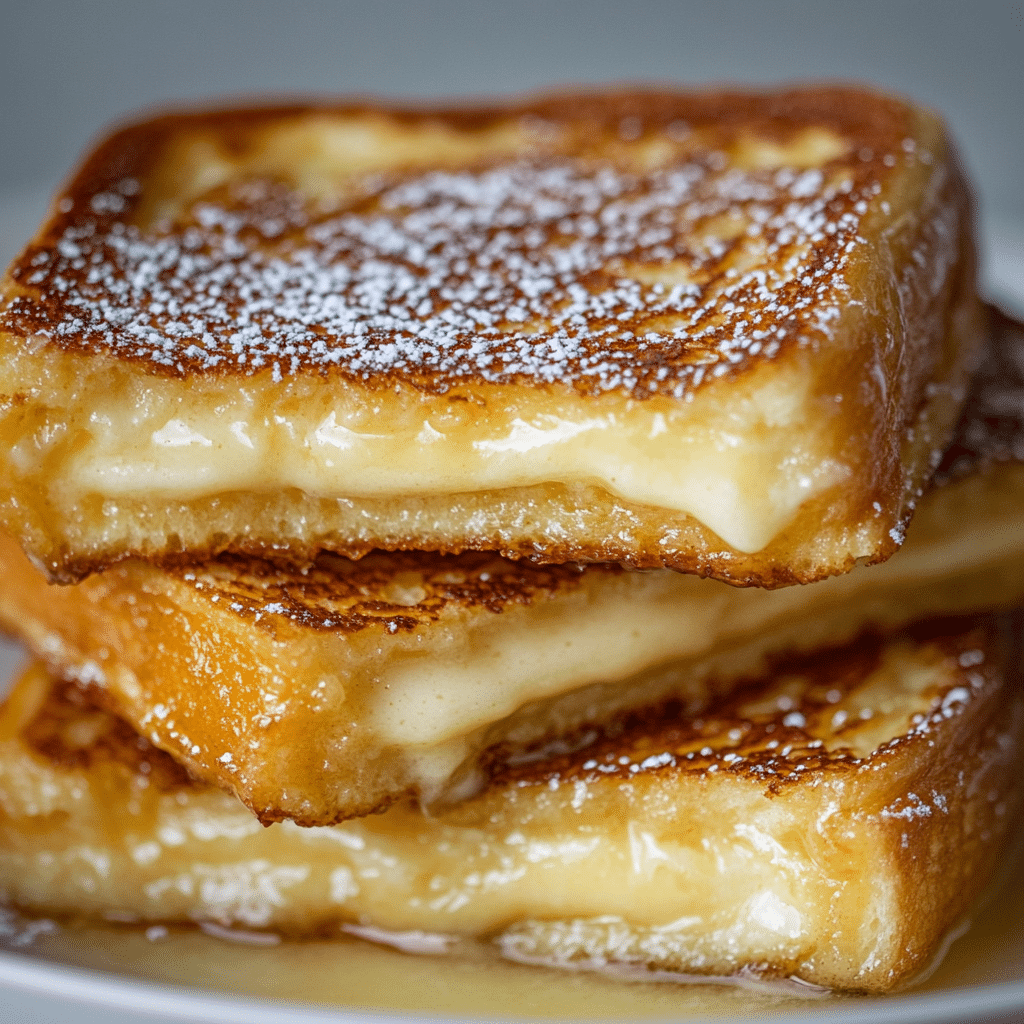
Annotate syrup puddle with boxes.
[497,945,831,998]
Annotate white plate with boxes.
[0,195,1022,1024]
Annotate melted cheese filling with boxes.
[51,368,843,555]
[372,578,736,748]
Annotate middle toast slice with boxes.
[1,314,1024,825]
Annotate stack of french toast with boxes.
[0,86,1020,995]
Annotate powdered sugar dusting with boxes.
[3,146,883,397]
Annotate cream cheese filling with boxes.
[372,581,738,748]
[369,494,1024,782]
[60,370,844,554]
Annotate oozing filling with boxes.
[21,364,847,554]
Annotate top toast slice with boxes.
[0,87,983,584]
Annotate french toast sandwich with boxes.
[0,310,1018,826]
[0,87,984,586]
[0,614,1019,993]
[0,85,1017,1003]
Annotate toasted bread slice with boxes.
[0,617,1019,993]
[0,312,1019,826]
[0,87,982,585]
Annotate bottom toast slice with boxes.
[0,616,1020,993]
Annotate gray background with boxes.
[1,0,1022,305]
[0,4,1022,1021]
[0,1,1021,208]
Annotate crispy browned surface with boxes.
[0,617,1019,992]
[0,87,926,395]
[0,530,620,822]
[0,86,984,584]
[159,550,602,635]
[20,677,190,790]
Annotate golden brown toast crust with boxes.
[0,86,983,585]
[20,677,191,790]
[2,87,926,397]
[165,550,603,635]
[937,306,1024,481]
[0,616,1019,992]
